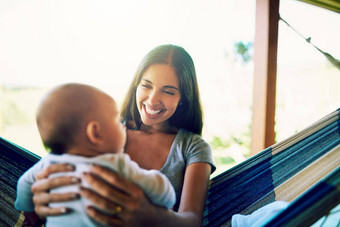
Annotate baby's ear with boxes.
[86,121,103,145]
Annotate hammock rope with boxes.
[279,16,340,71]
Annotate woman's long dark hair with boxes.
[120,44,203,135]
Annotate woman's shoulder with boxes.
[178,128,205,140]
[176,129,209,148]
[176,129,216,173]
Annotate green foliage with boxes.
[0,86,43,130]
[234,41,253,63]
[210,130,251,150]
[210,135,231,150]
[232,131,251,147]
[2,101,31,126]
[215,156,235,165]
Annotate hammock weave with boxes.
[203,108,340,226]
[0,138,40,226]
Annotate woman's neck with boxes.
[139,122,178,134]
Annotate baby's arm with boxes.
[15,160,48,226]
[90,153,176,208]
[115,154,176,209]
[15,159,45,212]
[136,168,176,209]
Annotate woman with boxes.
[31,44,216,226]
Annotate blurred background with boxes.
[1,0,339,177]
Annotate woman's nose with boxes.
[148,90,160,105]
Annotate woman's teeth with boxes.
[145,105,162,115]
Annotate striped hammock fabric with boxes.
[264,165,340,226]
[0,137,40,226]
[0,108,339,226]
[203,108,340,226]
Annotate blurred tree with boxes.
[234,41,253,64]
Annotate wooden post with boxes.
[250,0,280,155]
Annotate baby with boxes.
[15,83,175,226]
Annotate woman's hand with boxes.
[80,164,161,227]
[31,163,80,219]
[81,163,210,227]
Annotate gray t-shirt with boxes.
[160,129,216,211]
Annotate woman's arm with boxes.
[176,162,212,225]
[81,162,211,227]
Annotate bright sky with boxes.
[0,0,339,99]
[0,0,255,98]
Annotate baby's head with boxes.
[36,83,126,156]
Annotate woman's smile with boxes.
[144,104,164,117]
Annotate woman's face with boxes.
[136,64,181,130]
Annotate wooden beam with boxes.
[250,0,280,155]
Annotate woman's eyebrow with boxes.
[142,79,152,83]
[163,85,179,90]
[142,79,179,90]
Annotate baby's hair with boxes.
[36,83,103,154]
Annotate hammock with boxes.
[263,165,340,226]
[0,108,339,226]
[0,138,40,226]
[203,108,340,226]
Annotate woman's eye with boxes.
[141,84,151,89]
[163,90,175,95]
